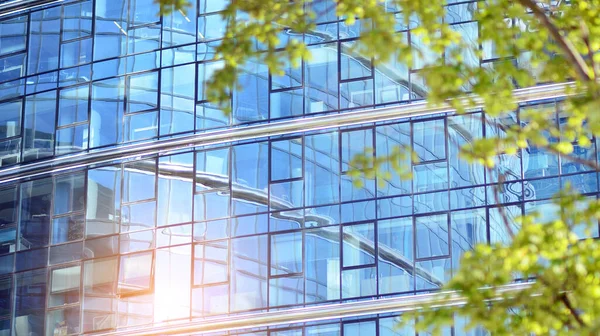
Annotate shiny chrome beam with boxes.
[91,282,533,336]
[0,0,63,16]
[0,82,572,185]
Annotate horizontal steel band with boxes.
[91,282,533,336]
[0,82,571,185]
[0,0,63,16]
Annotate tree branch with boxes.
[513,0,592,82]
[559,293,587,328]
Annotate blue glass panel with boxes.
[451,209,486,270]
[120,229,154,253]
[306,0,337,23]
[0,53,26,83]
[90,77,125,147]
[49,241,83,265]
[56,124,88,155]
[54,173,85,215]
[46,305,81,335]
[15,248,47,271]
[415,214,449,259]
[379,219,414,294]
[415,258,451,290]
[340,42,372,80]
[0,16,27,56]
[161,44,196,67]
[343,223,375,267]
[197,61,224,102]
[162,0,197,47]
[341,267,376,298]
[305,227,340,303]
[0,186,16,226]
[344,321,375,335]
[562,143,596,174]
[59,64,91,87]
[271,138,302,181]
[380,316,415,336]
[15,269,47,335]
[341,200,376,223]
[158,153,194,226]
[414,190,448,214]
[0,254,12,275]
[0,100,20,139]
[84,235,118,258]
[51,215,85,245]
[194,240,227,285]
[305,132,339,206]
[413,162,448,192]
[0,79,25,101]
[160,64,195,135]
[0,138,21,167]
[413,119,446,161]
[562,172,598,193]
[231,235,268,311]
[59,85,89,126]
[0,228,15,255]
[305,204,339,227]
[192,284,229,316]
[305,43,338,113]
[375,33,410,104]
[60,38,92,68]
[196,148,229,192]
[27,8,60,75]
[198,13,227,41]
[271,231,302,275]
[270,89,304,119]
[196,102,230,130]
[124,110,158,141]
[24,91,56,161]
[156,224,192,247]
[486,181,522,204]
[269,276,303,306]
[448,113,485,187]
[0,277,10,316]
[94,0,126,60]
[19,178,52,249]
[86,166,121,237]
[128,0,159,26]
[448,22,479,69]
[121,201,156,232]
[194,191,230,221]
[123,160,156,203]
[378,196,412,218]
[127,24,160,54]
[127,71,158,113]
[233,60,268,123]
[376,123,411,196]
[25,71,58,94]
[450,186,486,210]
[62,1,92,40]
[198,0,227,14]
[232,214,267,237]
[270,210,303,232]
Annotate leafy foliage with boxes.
[156,0,600,334]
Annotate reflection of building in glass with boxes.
[0,0,595,335]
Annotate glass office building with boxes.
[0,0,595,335]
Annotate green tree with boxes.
[158,0,600,334]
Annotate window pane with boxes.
[305,132,339,206]
[94,0,126,60]
[56,124,88,155]
[162,0,196,47]
[123,110,158,141]
[118,252,153,295]
[451,209,487,270]
[59,85,89,126]
[340,79,373,108]
[0,228,16,256]
[24,91,56,161]
[20,178,52,249]
[86,166,121,237]
[49,265,80,307]
[376,123,411,196]
[271,138,302,181]
[121,201,156,232]
[194,240,228,285]
[0,16,27,56]
[305,43,338,113]
[231,235,267,311]
[413,119,446,161]
[196,148,230,192]
[0,100,20,139]
[46,306,80,336]
[270,232,302,276]
[62,1,92,40]
[123,159,156,203]
[160,64,195,135]
[378,218,413,294]
[305,227,340,303]
[343,223,375,267]
[269,276,303,306]
[0,186,17,226]
[416,214,449,259]
[61,38,92,68]
[54,173,85,215]
[52,215,85,245]
[0,277,11,316]
[15,269,47,336]
[270,89,304,119]
[413,162,448,192]
[0,53,26,83]
[341,267,376,298]
[448,113,485,187]
[344,321,376,336]
[233,59,268,123]
[28,8,60,75]
[84,257,117,295]
[90,77,125,147]
[157,153,194,226]
[127,71,158,113]
[154,245,191,321]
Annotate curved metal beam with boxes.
[0,82,572,185]
[90,282,533,336]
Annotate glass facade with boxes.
[0,0,595,335]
